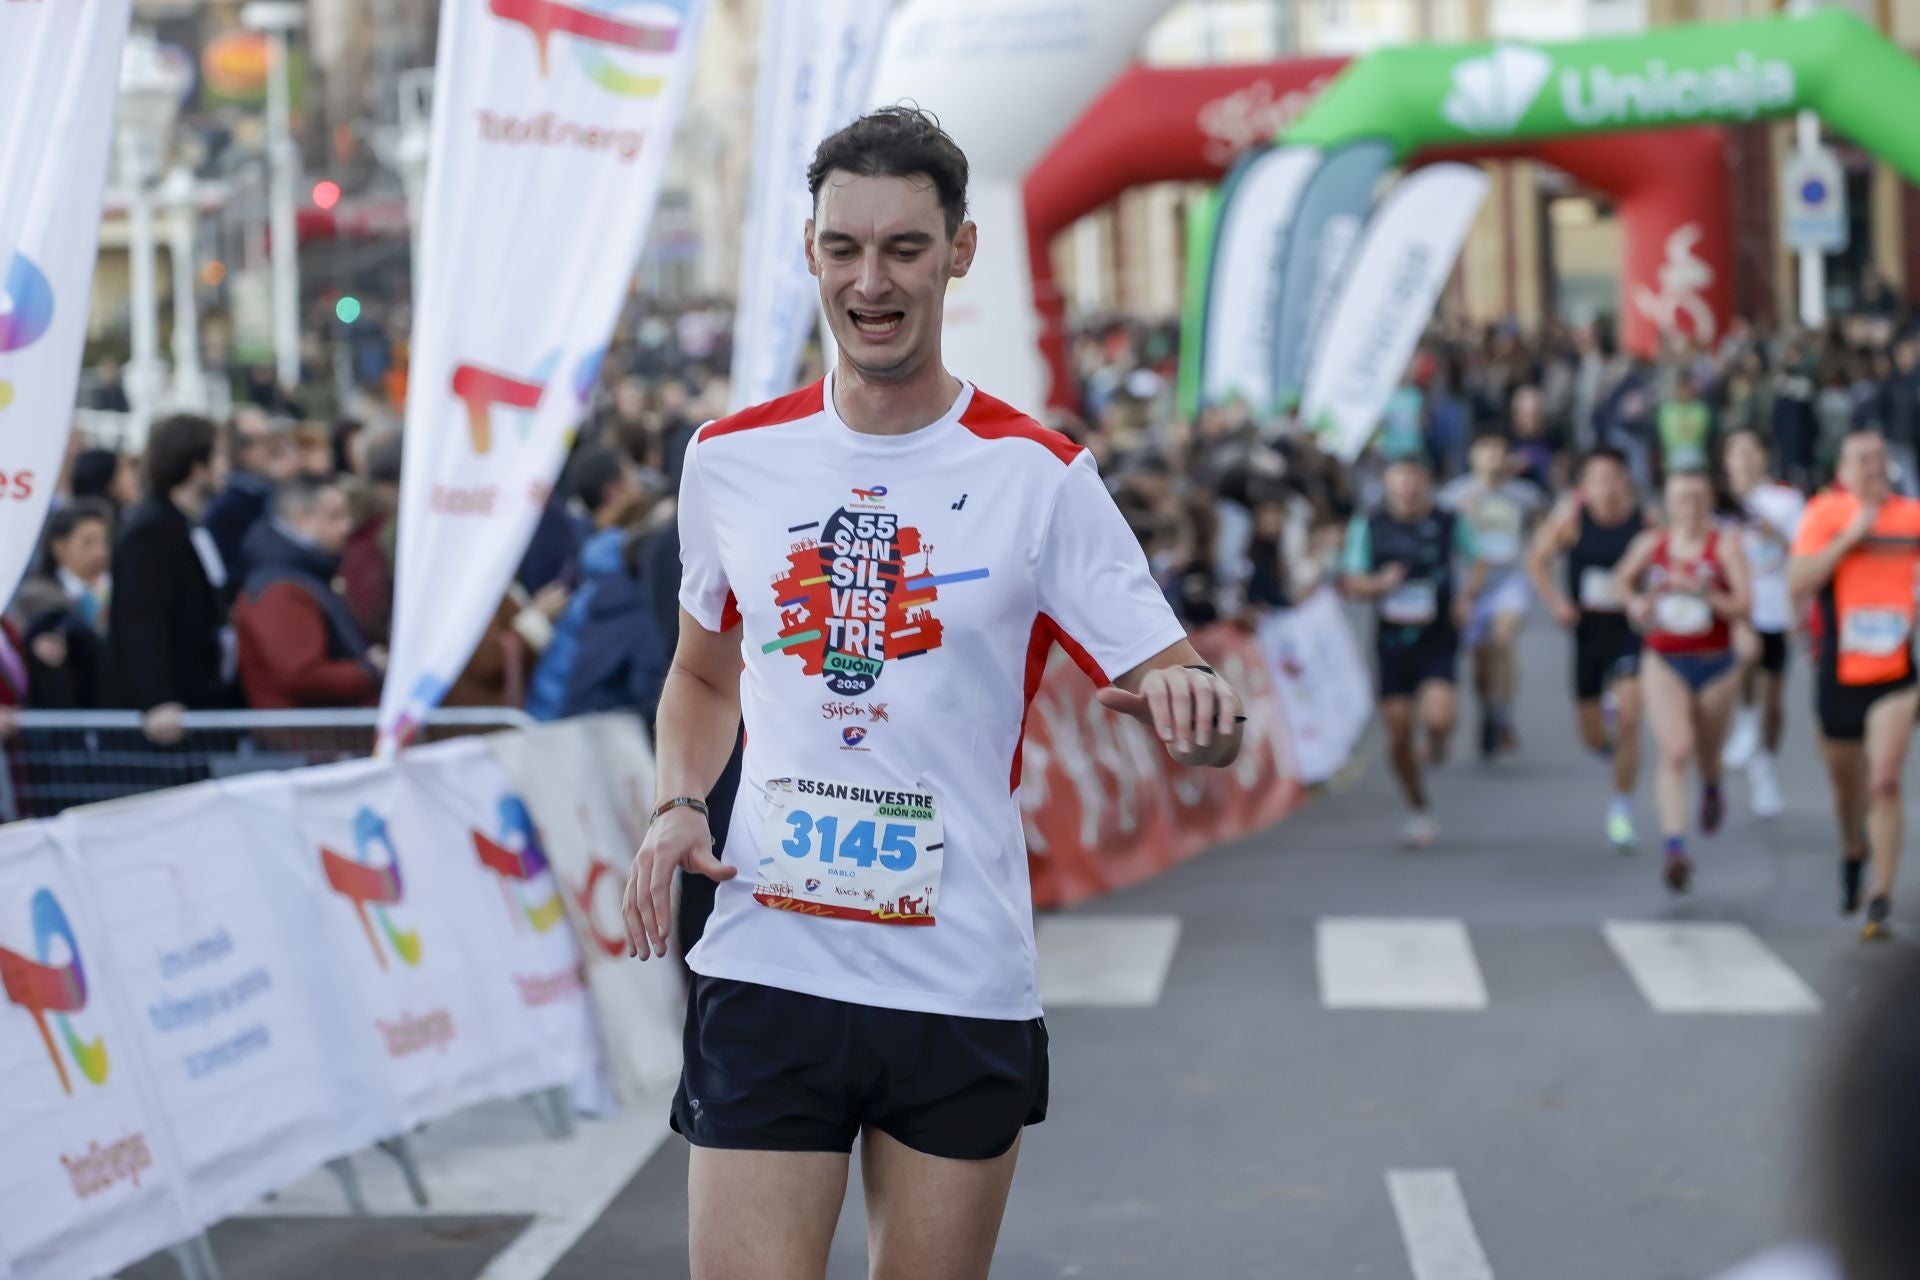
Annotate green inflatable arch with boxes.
[1282,8,1920,179]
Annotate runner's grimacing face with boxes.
[1665,474,1711,532]
[1385,461,1429,516]
[1838,434,1891,503]
[1580,458,1631,515]
[807,171,975,383]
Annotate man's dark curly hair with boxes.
[807,105,969,237]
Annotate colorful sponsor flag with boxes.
[1267,139,1392,413]
[1197,145,1321,422]
[729,0,893,412]
[1301,163,1489,462]
[0,0,131,611]
[378,0,708,752]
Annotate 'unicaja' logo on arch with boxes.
[489,0,688,97]
[0,888,109,1095]
[320,806,423,970]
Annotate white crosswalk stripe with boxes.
[1316,917,1489,1010]
[1037,914,1183,1007]
[1602,921,1821,1015]
[1388,1169,1498,1280]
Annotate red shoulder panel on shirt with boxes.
[959,389,1083,466]
[698,380,826,443]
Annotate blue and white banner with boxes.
[0,0,131,611]
[1268,140,1392,412]
[1302,163,1489,462]
[729,0,893,412]
[1199,146,1320,421]
[378,0,708,751]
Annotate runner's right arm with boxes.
[1526,497,1580,628]
[1336,514,1404,600]
[1611,530,1661,632]
[1787,498,1876,596]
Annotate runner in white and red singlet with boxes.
[620,107,1244,1280]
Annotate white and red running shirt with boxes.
[677,372,1187,1019]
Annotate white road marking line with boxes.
[1602,921,1820,1015]
[1316,917,1488,1010]
[1037,914,1182,1007]
[1388,1169,1497,1280]
[239,1094,673,1280]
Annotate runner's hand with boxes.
[1095,666,1242,766]
[1375,562,1407,593]
[1548,596,1580,629]
[622,806,736,961]
[1843,501,1881,549]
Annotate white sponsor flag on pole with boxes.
[0,1,130,610]
[1200,146,1320,419]
[378,0,709,752]
[1301,163,1488,463]
[729,0,892,413]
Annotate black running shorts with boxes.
[1574,616,1642,702]
[1757,629,1788,677]
[1377,632,1457,700]
[1816,673,1918,743]
[671,974,1048,1161]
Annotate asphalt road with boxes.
[129,617,1903,1279]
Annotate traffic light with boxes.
[312,179,341,211]
[335,295,361,324]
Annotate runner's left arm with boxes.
[1611,530,1661,631]
[1709,532,1752,622]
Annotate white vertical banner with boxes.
[67,778,387,1229]
[0,1,131,609]
[400,738,605,1102]
[729,0,893,412]
[1301,164,1489,463]
[0,821,193,1280]
[378,0,709,751]
[1199,146,1321,418]
[489,717,683,1101]
[289,759,501,1128]
[860,0,1176,417]
[1254,590,1372,784]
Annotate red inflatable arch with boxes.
[1023,59,1734,411]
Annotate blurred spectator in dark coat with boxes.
[234,475,382,709]
[69,446,139,520]
[203,406,295,590]
[340,429,402,645]
[103,414,233,742]
[9,500,113,709]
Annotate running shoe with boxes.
[1747,754,1783,821]
[1478,709,1498,762]
[1722,710,1759,770]
[1606,808,1635,852]
[1842,856,1865,916]
[1699,783,1724,836]
[1401,813,1438,849]
[1861,897,1893,942]
[1664,854,1693,894]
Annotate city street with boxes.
[126,619,1888,1279]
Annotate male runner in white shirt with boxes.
[620,106,1244,1280]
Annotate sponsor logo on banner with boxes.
[566,804,629,959]
[319,806,423,970]
[1196,77,1329,166]
[0,251,56,419]
[1440,43,1794,136]
[471,793,567,933]
[765,489,989,696]
[1630,222,1717,343]
[841,726,868,748]
[489,0,688,93]
[0,887,110,1094]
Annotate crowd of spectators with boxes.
[9,277,1920,749]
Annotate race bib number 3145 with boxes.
[755,776,943,926]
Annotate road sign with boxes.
[1781,145,1847,255]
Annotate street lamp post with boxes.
[163,167,208,413]
[115,33,188,450]
[243,0,307,394]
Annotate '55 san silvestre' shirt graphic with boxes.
[677,373,1186,1019]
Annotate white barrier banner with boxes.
[0,821,190,1280]
[401,738,603,1100]
[490,717,682,1100]
[1302,163,1490,462]
[0,1,130,609]
[290,760,499,1127]
[1255,590,1372,784]
[378,0,709,751]
[1200,146,1321,417]
[729,0,892,412]
[68,779,385,1228]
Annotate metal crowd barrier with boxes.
[1,707,535,822]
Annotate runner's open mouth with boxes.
[850,309,905,335]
